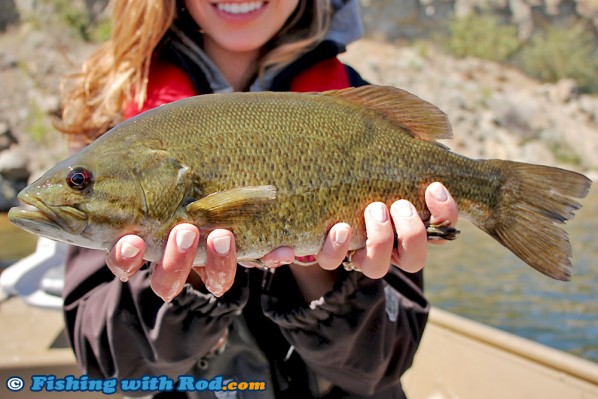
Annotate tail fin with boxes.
[478,161,592,281]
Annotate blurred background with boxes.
[0,0,596,364]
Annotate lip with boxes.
[8,204,59,234]
[9,192,88,236]
[210,1,268,22]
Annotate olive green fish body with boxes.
[108,92,463,262]
[9,86,592,280]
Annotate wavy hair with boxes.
[57,0,331,144]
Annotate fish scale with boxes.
[8,86,592,280]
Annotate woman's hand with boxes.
[106,226,296,301]
[314,182,458,279]
[106,182,457,301]
[106,225,240,300]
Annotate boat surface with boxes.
[404,308,598,398]
[1,296,596,398]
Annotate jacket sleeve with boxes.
[262,267,429,396]
[62,247,248,384]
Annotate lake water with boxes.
[425,185,598,363]
[1,186,597,363]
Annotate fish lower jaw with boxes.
[8,206,57,234]
[9,194,89,238]
[7,207,89,248]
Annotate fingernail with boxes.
[120,242,140,259]
[334,227,349,244]
[263,260,285,268]
[114,268,129,282]
[158,280,182,303]
[395,200,413,217]
[368,203,388,223]
[106,256,131,281]
[213,236,231,255]
[167,281,182,300]
[430,183,448,202]
[176,230,196,251]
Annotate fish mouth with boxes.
[8,193,88,237]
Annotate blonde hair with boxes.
[57,0,331,144]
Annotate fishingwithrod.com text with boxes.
[4,374,266,395]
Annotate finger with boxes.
[352,202,393,279]
[204,229,237,297]
[106,235,146,282]
[260,246,295,268]
[316,222,352,270]
[390,200,428,273]
[150,224,199,302]
[192,266,208,285]
[426,182,458,226]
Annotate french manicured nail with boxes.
[394,200,413,217]
[116,271,129,283]
[213,236,231,255]
[430,183,448,202]
[120,242,140,259]
[157,280,182,303]
[369,203,388,223]
[176,230,196,251]
[106,255,131,281]
[165,281,182,302]
[334,226,349,244]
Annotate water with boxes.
[1,186,597,363]
[425,185,598,363]
[0,213,37,268]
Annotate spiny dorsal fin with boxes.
[321,86,452,142]
[186,185,276,227]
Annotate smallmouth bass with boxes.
[8,86,592,280]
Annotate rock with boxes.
[0,51,17,70]
[549,79,579,103]
[36,94,60,115]
[0,175,21,211]
[0,145,29,181]
[521,141,556,165]
[359,0,598,42]
[0,121,17,151]
[0,0,19,32]
[488,93,539,139]
[578,95,598,122]
[0,143,30,211]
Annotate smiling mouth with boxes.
[214,1,266,15]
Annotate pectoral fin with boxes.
[187,185,277,227]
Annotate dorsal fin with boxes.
[320,86,453,142]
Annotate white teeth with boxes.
[216,2,264,15]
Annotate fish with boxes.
[8,85,592,280]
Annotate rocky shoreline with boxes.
[341,39,598,173]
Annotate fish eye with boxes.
[66,167,93,190]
